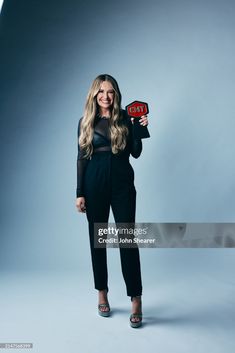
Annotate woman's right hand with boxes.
[76,197,86,213]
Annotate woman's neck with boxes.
[99,108,111,117]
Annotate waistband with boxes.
[93,147,111,153]
[91,150,130,161]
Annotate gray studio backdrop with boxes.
[1,0,235,272]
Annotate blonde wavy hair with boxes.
[79,74,129,158]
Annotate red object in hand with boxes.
[125,100,150,139]
[125,101,149,118]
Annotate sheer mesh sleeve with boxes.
[126,114,143,158]
[76,118,89,198]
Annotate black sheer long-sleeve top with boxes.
[76,109,142,198]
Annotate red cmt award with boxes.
[125,101,150,139]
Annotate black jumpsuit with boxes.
[76,109,143,298]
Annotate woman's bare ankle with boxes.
[131,296,142,315]
[98,290,109,312]
[131,295,142,302]
[98,289,108,303]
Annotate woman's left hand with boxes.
[131,115,149,126]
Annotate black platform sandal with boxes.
[98,303,111,317]
[130,296,142,328]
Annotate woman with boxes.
[75,74,149,328]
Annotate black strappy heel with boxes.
[130,296,142,328]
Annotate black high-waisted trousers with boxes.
[83,151,142,297]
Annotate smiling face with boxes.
[96,81,115,114]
